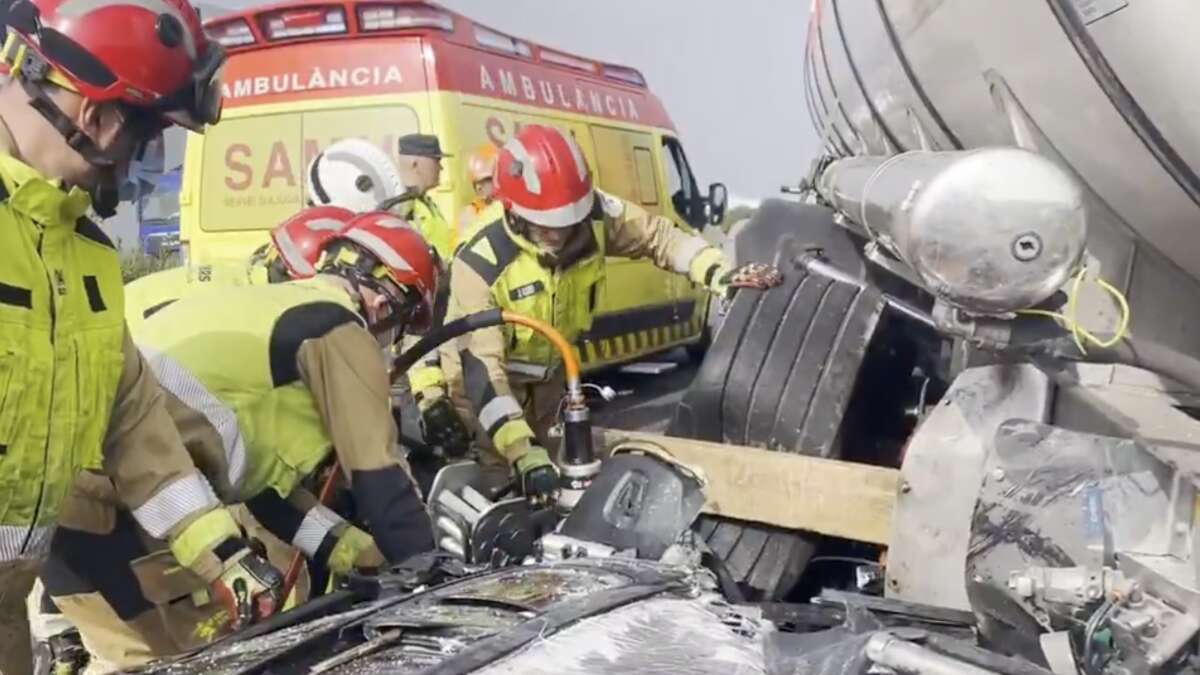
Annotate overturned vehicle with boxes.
[143,0,1200,673]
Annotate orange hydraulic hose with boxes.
[498,310,581,390]
[390,309,582,396]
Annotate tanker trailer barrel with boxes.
[815,148,1088,315]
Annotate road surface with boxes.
[587,348,697,433]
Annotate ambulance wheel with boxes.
[668,200,883,600]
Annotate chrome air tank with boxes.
[805,0,1200,356]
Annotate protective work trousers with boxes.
[444,359,566,475]
[0,559,41,675]
[30,473,307,672]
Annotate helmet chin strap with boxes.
[16,51,128,217]
[320,263,413,342]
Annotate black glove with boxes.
[514,447,559,506]
[419,395,472,458]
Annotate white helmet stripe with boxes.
[273,227,315,276]
[503,136,541,195]
[510,189,595,229]
[58,0,197,59]
[305,217,346,232]
[344,230,414,272]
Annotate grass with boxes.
[119,248,178,283]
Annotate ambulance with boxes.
[184,0,728,369]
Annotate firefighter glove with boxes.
[417,389,473,458]
[514,447,559,506]
[710,262,784,298]
[209,542,285,632]
[326,524,386,576]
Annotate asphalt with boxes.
[585,348,698,433]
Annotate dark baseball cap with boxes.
[398,134,452,159]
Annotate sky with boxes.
[217,0,819,201]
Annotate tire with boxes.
[669,200,886,600]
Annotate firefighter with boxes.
[456,143,503,246]
[306,137,406,213]
[443,125,783,504]
[0,0,278,672]
[124,205,356,329]
[306,135,473,477]
[394,133,454,259]
[33,212,440,669]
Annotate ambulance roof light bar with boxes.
[208,17,255,47]
[474,25,533,59]
[539,48,596,74]
[601,64,647,87]
[260,6,347,40]
[358,3,454,32]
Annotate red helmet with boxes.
[333,212,439,332]
[269,206,355,278]
[3,0,225,132]
[494,124,595,229]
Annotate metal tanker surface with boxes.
[805,0,1200,357]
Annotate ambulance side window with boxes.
[660,137,704,228]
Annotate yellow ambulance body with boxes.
[184,0,727,369]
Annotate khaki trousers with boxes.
[442,355,566,471]
[0,559,40,675]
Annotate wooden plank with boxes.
[598,428,899,545]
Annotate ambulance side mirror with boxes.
[706,182,728,227]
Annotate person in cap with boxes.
[457,143,503,247]
[31,212,440,670]
[394,133,454,259]
[123,206,357,331]
[387,133,476,464]
[441,124,783,506]
[0,0,273,670]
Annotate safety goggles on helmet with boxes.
[269,205,355,279]
[4,0,226,133]
[326,243,429,338]
[318,212,439,336]
[145,44,226,131]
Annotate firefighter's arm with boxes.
[402,333,446,403]
[103,327,241,583]
[296,324,434,564]
[447,257,537,465]
[245,487,384,574]
[599,190,732,291]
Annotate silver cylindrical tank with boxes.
[806,0,1200,357]
[817,149,1087,315]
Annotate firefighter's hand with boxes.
[418,390,472,458]
[711,262,784,298]
[514,447,559,506]
[326,525,386,576]
[209,543,284,631]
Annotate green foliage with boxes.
[120,249,178,283]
